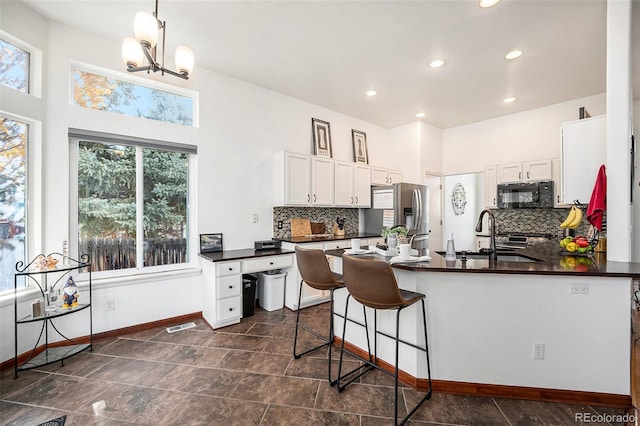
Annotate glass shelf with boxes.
[17,344,91,371]
[17,303,90,324]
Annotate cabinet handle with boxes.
[493,197,496,205]
[389,177,392,184]
[519,172,522,180]
[355,196,358,204]
[351,196,354,204]
[313,194,316,202]
[557,195,560,203]
[307,194,310,202]
[527,171,530,179]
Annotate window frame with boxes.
[69,61,199,128]
[0,110,43,296]
[0,30,43,98]
[69,129,197,280]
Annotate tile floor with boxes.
[0,303,631,425]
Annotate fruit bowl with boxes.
[558,234,598,257]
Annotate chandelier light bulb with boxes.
[122,37,144,68]
[134,11,159,48]
[175,46,194,75]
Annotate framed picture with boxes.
[352,129,368,164]
[312,118,332,158]
[200,233,223,253]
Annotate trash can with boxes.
[242,274,257,318]
[257,270,287,311]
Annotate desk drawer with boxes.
[243,255,293,273]
[218,275,241,298]
[323,241,350,250]
[217,296,241,322]
[216,261,241,277]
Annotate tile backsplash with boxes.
[273,207,359,238]
[493,208,598,237]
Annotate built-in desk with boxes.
[199,249,294,329]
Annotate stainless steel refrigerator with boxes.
[363,183,429,252]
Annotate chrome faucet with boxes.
[475,209,498,262]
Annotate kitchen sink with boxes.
[435,251,542,263]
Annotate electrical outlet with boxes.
[106,299,115,311]
[251,213,259,223]
[533,342,545,360]
[571,282,589,294]
[277,221,283,229]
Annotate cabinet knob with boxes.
[269,261,274,265]
[228,307,233,312]
[229,285,233,289]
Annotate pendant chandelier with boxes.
[121,0,194,80]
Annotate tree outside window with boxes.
[0,39,29,93]
[77,141,189,273]
[0,116,27,292]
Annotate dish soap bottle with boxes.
[445,233,456,261]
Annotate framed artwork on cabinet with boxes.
[200,233,223,253]
[352,129,368,164]
[312,118,332,158]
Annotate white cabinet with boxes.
[371,166,403,185]
[202,260,242,328]
[484,165,498,208]
[496,160,553,184]
[202,254,294,329]
[524,160,553,182]
[274,152,334,206]
[498,163,523,184]
[560,115,607,205]
[334,162,372,208]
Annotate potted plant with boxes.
[381,225,409,243]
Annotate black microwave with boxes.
[497,181,554,208]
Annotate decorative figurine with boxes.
[62,276,79,308]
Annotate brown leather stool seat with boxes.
[293,246,346,384]
[337,255,432,425]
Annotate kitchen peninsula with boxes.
[327,242,640,407]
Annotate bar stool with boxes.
[293,246,346,385]
[337,254,432,425]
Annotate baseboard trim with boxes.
[334,336,631,409]
[2,312,203,373]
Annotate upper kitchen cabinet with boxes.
[334,161,372,208]
[484,165,498,208]
[497,160,552,184]
[371,166,403,186]
[560,116,606,205]
[274,152,334,206]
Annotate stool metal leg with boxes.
[337,295,375,391]
[293,279,330,359]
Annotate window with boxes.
[0,115,27,292]
[71,67,196,126]
[70,130,195,276]
[0,38,29,93]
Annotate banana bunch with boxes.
[560,205,583,229]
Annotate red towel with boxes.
[586,164,606,231]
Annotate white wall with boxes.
[389,122,421,183]
[0,4,415,364]
[420,121,443,176]
[442,94,606,175]
[443,173,484,251]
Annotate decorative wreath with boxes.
[451,183,467,216]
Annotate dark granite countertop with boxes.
[199,248,294,263]
[274,232,381,244]
[325,241,640,279]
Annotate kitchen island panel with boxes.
[331,256,630,396]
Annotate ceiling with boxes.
[18,0,640,129]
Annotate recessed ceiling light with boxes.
[505,50,523,60]
[478,0,501,8]
[416,112,426,118]
[504,97,517,103]
[366,90,378,97]
[428,59,445,68]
